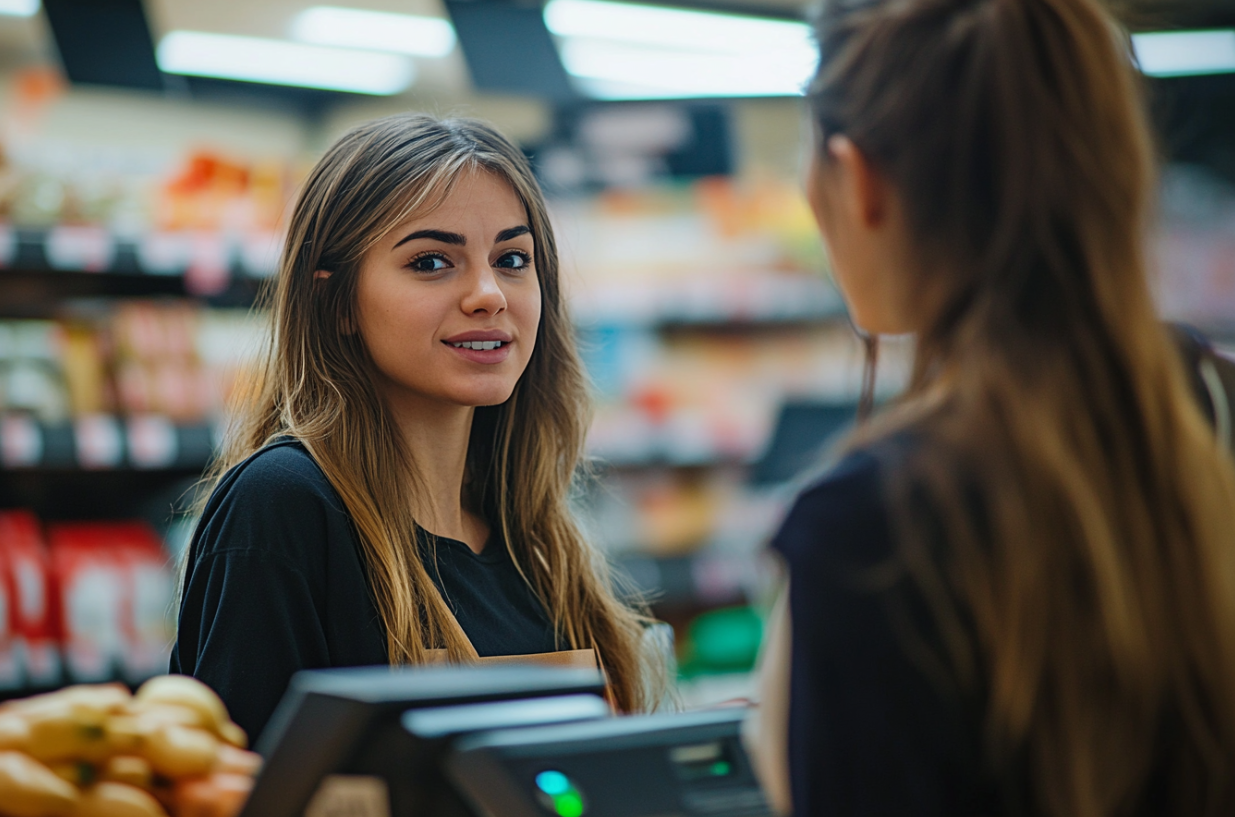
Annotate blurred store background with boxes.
[0,0,1231,705]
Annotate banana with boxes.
[140,725,218,780]
[211,746,261,777]
[50,760,96,787]
[18,685,134,764]
[133,678,245,749]
[172,773,253,817]
[98,757,153,791]
[0,712,30,751]
[0,750,80,817]
[71,782,166,817]
[133,678,225,732]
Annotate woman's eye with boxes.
[409,253,450,273]
[495,251,531,270]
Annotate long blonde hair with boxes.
[206,114,658,712]
[811,0,1235,813]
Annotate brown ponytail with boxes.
[811,0,1235,814]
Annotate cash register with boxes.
[241,664,772,817]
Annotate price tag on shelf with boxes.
[45,226,116,272]
[1,415,43,467]
[74,414,123,469]
[126,414,178,469]
[0,223,14,267]
[185,232,232,296]
[240,231,280,278]
[137,232,192,276]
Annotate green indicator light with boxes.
[711,761,731,776]
[554,792,585,817]
[536,771,571,796]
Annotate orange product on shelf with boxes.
[0,511,61,688]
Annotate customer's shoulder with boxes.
[774,436,919,566]
[794,434,914,510]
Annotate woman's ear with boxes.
[314,270,332,281]
[826,135,888,229]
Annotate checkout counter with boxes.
[239,665,771,817]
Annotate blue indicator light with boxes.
[536,771,571,796]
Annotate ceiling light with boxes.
[1132,29,1235,77]
[544,0,811,55]
[559,39,811,98]
[543,0,815,99]
[156,30,415,95]
[290,6,455,58]
[0,0,39,17]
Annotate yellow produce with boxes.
[215,724,246,751]
[211,746,260,778]
[102,717,144,756]
[0,750,80,817]
[171,774,252,817]
[18,685,133,764]
[133,680,223,735]
[99,757,153,791]
[49,761,95,787]
[0,712,30,751]
[141,725,218,780]
[23,703,111,764]
[71,782,165,817]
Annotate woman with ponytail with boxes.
[751,0,1235,815]
[172,115,662,743]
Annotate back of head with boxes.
[809,1,1235,814]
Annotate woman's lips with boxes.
[444,339,513,364]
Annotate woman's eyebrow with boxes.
[392,229,466,249]
[496,225,530,242]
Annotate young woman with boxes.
[751,0,1235,815]
[171,115,659,743]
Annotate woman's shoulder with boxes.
[211,439,337,506]
[772,436,919,569]
[195,439,351,560]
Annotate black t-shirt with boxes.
[771,445,1001,817]
[170,439,559,744]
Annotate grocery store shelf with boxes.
[0,225,273,311]
[0,414,218,471]
[616,551,770,609]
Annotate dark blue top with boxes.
[770,447,1001,816]
[171,439,559,745]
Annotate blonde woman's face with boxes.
[354,169,541,410]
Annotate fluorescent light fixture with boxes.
[0,0,39,17]
[1132,29,1235,77]
[560,39,812,98]
[290,6,455,58]
[545,0,811,55]
[543,0,815,99]
[157,30,414,95]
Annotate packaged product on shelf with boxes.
[47,522,175,685]
[47,525,127,684]
[0,535,18,691]
[0,511,60,688]
[0,321,72,424]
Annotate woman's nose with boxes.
[460,265,507,315]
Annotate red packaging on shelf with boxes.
[47,522,127,683]
[0,510,62,687]
[106,522,175,683]
[0,517,20,690]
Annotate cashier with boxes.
[750,0,1235,815]
[171,115,663,744]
